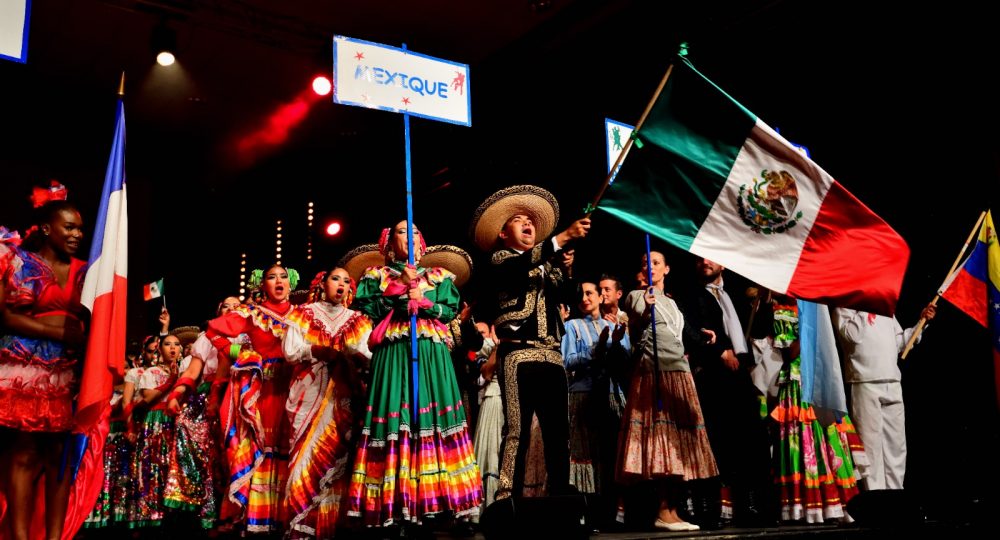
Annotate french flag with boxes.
[59,97,128,539]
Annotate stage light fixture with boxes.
[151,22,177,66]
[156,51,175,66]
[326,222,342,236]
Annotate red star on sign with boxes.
[355,51,364,61]
[401,97,411,106]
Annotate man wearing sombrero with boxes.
[470,185,591,502]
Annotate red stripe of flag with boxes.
[76,275,127,428]
[941,268,989,327]
[788,181,909,316]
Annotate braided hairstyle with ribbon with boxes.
[379,223,427,264]
[141,335,161,367]
[308,268,357,307]
[307,271,327,304]
[247,264,300,303]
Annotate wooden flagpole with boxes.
[744,288,771,343]
[584,61,676,218]
[901,210,987,359]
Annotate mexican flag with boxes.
[601,58,909,316]
[142,278,163,301]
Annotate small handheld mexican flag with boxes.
[143,279,164,301]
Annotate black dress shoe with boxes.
[689,481,723,530]
[733,489,778,528]
[450,522,476,538]
[549,483,582,497]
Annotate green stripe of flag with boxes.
[600,59,758,250]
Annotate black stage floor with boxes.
[430,521,986,540]
[74,519,987,539]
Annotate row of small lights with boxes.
[239,202,337,297]
[307,202,314,260]
[276,220,283,264]
[238,252,247,302]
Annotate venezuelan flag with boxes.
[940,210,1000,407]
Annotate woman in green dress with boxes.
[345,221,482,527]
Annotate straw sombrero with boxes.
[338,243,383,283]
[469,185,559,252]
[171,325,202,347]
[422,245,473,288]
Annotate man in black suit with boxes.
[681,257,774,528]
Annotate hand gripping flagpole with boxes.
[403,43,420,428]
[901,210,987,359]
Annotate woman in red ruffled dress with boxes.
[0,196,87,540]
[204,264,299,534]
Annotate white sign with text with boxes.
[333,35,470,126]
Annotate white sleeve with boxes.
[138,367,165,390]
[282,324,315,364]
[833,307,867,345]
[191,334,214,362]
[124,368,142,385]
[896,317,919,352]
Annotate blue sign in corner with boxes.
[0,0,31,64]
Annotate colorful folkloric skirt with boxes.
[521,414,548,497]
[568,392,597,494]
[472,379,502,521]
[82,419,127,528]
[164,381,221,529]
[286,361,356,539]
[129,408,174,528]
[771,357,862,523]
[616,370,719,482]
[0,335,77,432]
[225,351,291,533]
[346,338,482,526]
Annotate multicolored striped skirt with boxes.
[771,357,862,523]
[286,361,356,539]
[346,338,482,525]
[225,352,291,533]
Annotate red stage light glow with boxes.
[233,94,311,165]
[326,222,342,236]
